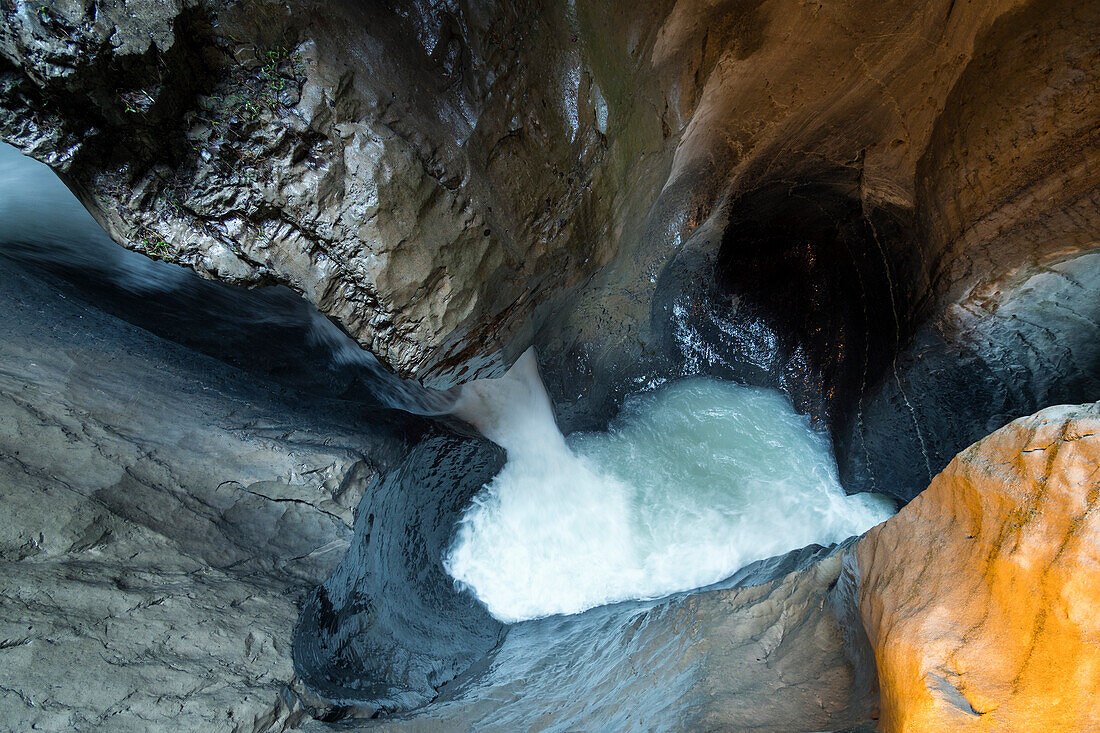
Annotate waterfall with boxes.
[444,349,895,622]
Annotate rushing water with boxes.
[0,143,458,412]
[5,142,895,724]
[445,351,895,622]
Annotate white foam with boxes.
[444,350,895,623]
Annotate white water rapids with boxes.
[444,350,895,623]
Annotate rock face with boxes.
[3,0,1096,497]
[833,0,1100,498]
[360,544,878,732]
[0,255,419,731]
[856,402,1100,731]
[0,0,627,385]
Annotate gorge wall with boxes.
[2,0,1097,498]
[1,0,1098,731]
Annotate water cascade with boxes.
[445,350,896,622]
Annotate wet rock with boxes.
[3,0,1095,409]
[643,0,1100,496]
[835,0,1100,498]
[369,545,877,732]
[0,0,621,385]
[292,435,507,713]
[840,250,1100,500]
[0,257,417,731]
[856,402,1100,731]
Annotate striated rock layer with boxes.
[856,402,1100,731]
[0,255,420,731]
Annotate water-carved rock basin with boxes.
[292,355,894,727]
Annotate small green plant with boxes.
[215,42,304,123]
[140,231,172,259]
[164,194,185,217]
[182,41,308,197]
[119,89,155,117]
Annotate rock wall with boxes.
[0,255,419,731]
[3,0,1095,498]
[856,402,1100,731]
[836,0,1100,497]
[1,0,638,385]
[2,215,1096,730]
[0,0,1092,386]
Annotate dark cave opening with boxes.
[655,164,929,498]
[714,170,920,427]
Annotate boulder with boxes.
[857,403,1100,731]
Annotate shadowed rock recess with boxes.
[0,0,1097,731]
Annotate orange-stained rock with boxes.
[857,403,1100,732]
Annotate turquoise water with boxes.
[445,357,895,622]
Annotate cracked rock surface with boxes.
[0,256,415,731]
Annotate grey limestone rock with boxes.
[0,256,411,731]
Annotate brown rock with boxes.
[3,0,1096,396]
[857,402,1100,731]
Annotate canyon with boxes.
[0,0,1097,731]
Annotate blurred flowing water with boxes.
[0,143,450,413]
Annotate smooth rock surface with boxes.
[857,402,1100,732]
[0,256,416,731]
[363,546,878,732]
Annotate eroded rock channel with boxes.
[1,1,1098,731]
